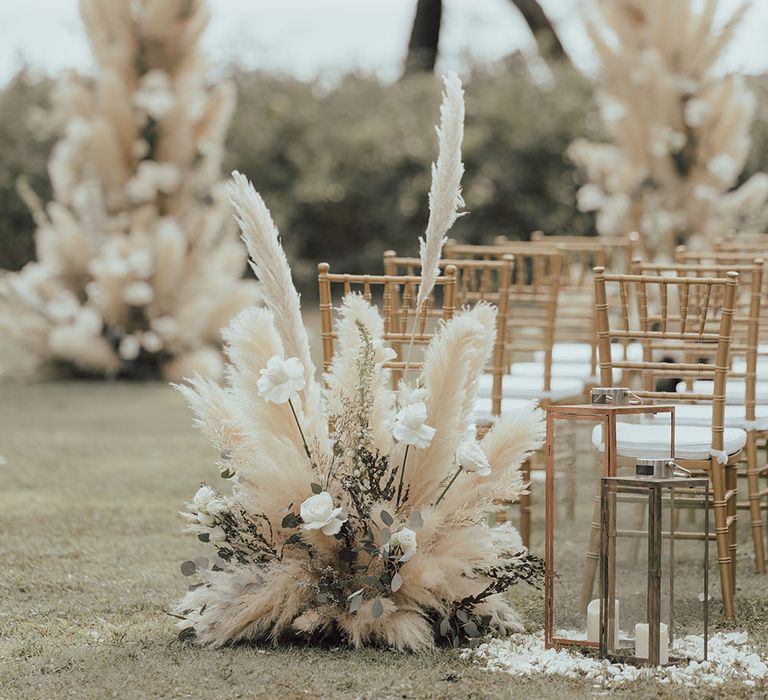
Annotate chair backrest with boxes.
[633,258,763,422]
[317,262,457,383]
[593,266,739,456]
[715,232,768,254]
[676,246,768,348]
[442,241,564,391]
[382,252,514,415]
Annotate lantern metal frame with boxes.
[599,474,710,666]
[544,400,675,650]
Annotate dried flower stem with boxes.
[395,444,411,509]
[288,397,311,460]
[433,467,462,507]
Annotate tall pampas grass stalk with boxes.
[403,71,466,372]
[227,171,320,424]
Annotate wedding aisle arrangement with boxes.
[569,0,768,258]
[0,0,257,380]
[172,74,545,651]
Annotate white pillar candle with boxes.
[634,622,669,665]
[586,598,620,644]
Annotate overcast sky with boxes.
[0,0,765,85]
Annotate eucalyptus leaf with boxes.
[347,588,364,599]
[349,595,363,613]
[439,617,450,636]
[463,621,479,638]
[180,560,197,576]
[197,532,210,543]
[310,482,323,495]
[177,626,196,642]
[371,599,384,619]
[220,467,235,479]
[361,575,380,588]
[380,509,393,526]
[391,572,403,592]
[455,609,469,623]
[407,510,424,530]
[380,528,391,546]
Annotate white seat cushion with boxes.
[534,343,643,365]
[592,422,746,461]
[676,380,768,405]
[649,403,768,431]
[510,362,597,381]
[473,397,538,423]
[477,373,585,401]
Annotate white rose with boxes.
[193,485,217,512]
[123,280,154,306]
[206,498,228,517]
[456,440,492,477]
[257,355,306,404]
[391,527,417,561]
[392,402,435,448]
[300,491,346,536]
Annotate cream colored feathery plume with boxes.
[226,171,318,416]
[416,71,466,309]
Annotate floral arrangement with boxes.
[569,0,768,258]
[0,0,257,380]
[173,74,545,651]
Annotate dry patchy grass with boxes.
[0,381,766,699]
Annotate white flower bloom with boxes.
[300,491,347,535]
[708,154,739,183]
[392,402,436,448]
[119,334,141,361]
[128,249,153,278]
[134,69,175,120]
[194,485,217,512]
[46,290,79,323]
[206,497,228,517]
[257,355,305,404]
[456,440,492,477]
[123,280,154,306]
[684,98,710,128]
[141,331,163,353]
[74,307,102,336]
[390,527,417,561]
[576,183,605,212]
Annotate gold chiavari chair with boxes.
[382,252,529,542]
[592,267,744,618]
[381,252,513,421]
[500,231,641,381]
[317,263,457,383]
[670,250,768,574]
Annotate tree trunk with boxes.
[403,0,442,75]
[508,0,571,66]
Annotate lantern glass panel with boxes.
[545,402,676,650]
[600,476,709,665]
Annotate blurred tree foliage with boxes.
[0,70,54,270]
[0,57,598,290]
[227,56,599,289]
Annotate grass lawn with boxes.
[1,380,767,699]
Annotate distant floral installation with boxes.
[173,75,545,650]
[0,0,257,380]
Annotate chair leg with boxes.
[710,458,735,618]
[727,462,738,591]
[519,458,532,549]
[745,432,766,573]
[579,491,602,613]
